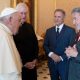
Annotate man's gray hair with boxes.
[72,7,80,14]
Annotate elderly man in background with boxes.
[13,2,39,80]
[65,7,80,80]
[0,8,22,80]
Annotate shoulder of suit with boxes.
[64,24,75,31]
[47,26,55,32]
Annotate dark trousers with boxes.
[48,59,69,80]
[22,67,37,80]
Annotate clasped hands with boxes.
[50,53,61,63]
[65,45,78,58]
[24,59,37,69]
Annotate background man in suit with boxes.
[65,7,80,80]
[43,9,76,80]
[13,3,39,80]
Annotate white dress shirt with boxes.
[56,24,64,33]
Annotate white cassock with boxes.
[0,23,22,80]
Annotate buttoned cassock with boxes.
[0,23,22,80]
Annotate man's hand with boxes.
[50,53,61,62]
[65,45,78,57]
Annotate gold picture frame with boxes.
[34,0,38,33]
[10,0,17,7]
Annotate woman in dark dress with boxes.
[13,3,39,80]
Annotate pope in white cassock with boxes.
[0,8,22,80]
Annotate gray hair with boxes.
[72,7,80,14]
[16,2,28,11]
[0,12,17,25]
[0,14,11,22]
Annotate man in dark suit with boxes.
[65,7,80,80]
[43,9,76,80]
[13,3,39,80]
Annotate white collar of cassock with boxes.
[0,22,12,35]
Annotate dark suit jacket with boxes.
[68,41,80,80]
[13,22,39,65]
[44,24,76,61]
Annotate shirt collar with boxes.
[56,24,64,32]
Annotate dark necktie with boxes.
[56,27,59,37]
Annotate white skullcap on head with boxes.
[0,8,18,18]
